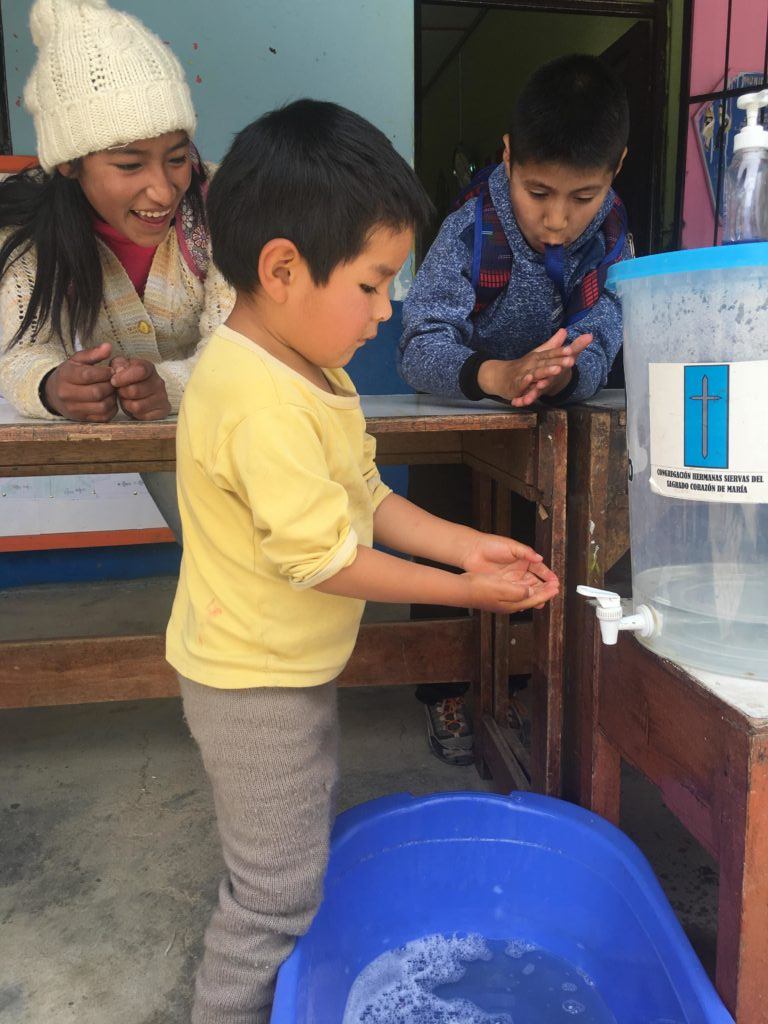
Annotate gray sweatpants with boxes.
[140,471,182,544]
[179,676,339,1024]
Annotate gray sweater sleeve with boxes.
[562,236,633,403]
[397,204,479,397]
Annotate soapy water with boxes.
[342,934,616,1024]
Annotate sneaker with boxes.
[507,694,531,749]
[424,696,474,766]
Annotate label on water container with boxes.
[648,359,768,503]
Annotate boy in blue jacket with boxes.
[399,53,632,408]
[400,55,631,763]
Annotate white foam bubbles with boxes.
[562,1000,586,1015]
[342,933,511,1024]
[575,967,596,988]
[504,940,539,959]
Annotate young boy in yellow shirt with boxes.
[165,99,559,1024]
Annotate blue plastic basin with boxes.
[271,792,733,1023]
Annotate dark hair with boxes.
[508,54,629,171]
[207,99,433,292]
[0,152,207,351]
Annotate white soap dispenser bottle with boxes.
[724,89,768,244]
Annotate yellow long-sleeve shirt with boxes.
[166,324,391,688]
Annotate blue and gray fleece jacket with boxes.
[398,163,630,404]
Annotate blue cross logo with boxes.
[684,365,729,469]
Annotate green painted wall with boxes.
[661,0,686,249]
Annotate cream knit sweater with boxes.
[0,226,235,419]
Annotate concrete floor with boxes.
[0,578,718,1023]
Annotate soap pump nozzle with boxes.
[734,90,768,152]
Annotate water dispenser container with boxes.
[583,243,768,680]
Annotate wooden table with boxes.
[564,390,629,803]
[0,394,567,796]
[591,640,768,1022]
[565,391,768,1021]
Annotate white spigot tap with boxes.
[576,586,657,645]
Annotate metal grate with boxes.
[683,0,768,246]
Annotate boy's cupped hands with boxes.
[460,533,559,612]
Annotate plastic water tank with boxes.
[608,243,768,679]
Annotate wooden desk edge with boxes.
[1,411,544,476]
[0,410,538,443]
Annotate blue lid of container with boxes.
[607,241,768,287]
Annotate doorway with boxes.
[415,0,672,257]
[0,7,10,154]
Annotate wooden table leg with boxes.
[530,409,567,795]
[481,478,532,791]
[471,464,536,791]
[493,483,512,730]
[581,629,621,826]
[462,410,568,793]
[472,468,494,779]
[591,732,622,826]
[564,406,612,804]
[715,729,768,1021]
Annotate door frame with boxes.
[0,7,11,154]
[415,0,674,253]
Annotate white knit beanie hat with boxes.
[24,0,197,173]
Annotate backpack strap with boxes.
[471,185,513,316]
[563,195,628,327]
[175,145,211,283]
[451,164,495,212]
[452,165,513,317]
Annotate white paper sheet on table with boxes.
[0,399,167,536]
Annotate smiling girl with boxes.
[0,0,233,430]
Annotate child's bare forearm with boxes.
[314,544,469,606]
[372,492,478,568]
